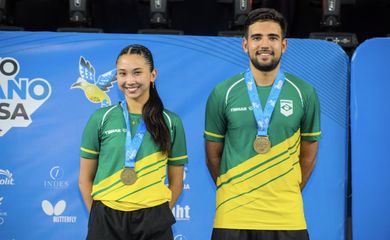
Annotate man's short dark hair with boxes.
[244,8,287,39]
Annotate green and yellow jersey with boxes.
[81,103,188,211]
[205,72,321,230]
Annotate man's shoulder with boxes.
[284,72,316,94]
[213,72,246,94]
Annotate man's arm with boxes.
[78,157,97,212]
[299,140,319,190]
[205,140,224,184]
[167,165,184,209]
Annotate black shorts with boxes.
[211,228,310,240]
[87,201,175,240]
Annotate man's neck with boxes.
[250,65,281,86]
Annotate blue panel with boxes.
[283,40,349,240]
[0,32,348,240]
[351,38,390,240]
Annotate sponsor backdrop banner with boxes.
[0,32,348,240]
[351,38,390,240]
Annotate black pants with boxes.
[211,229,310,240]
[87,201,175,240]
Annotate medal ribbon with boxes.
[244,69,285,137]
[121,100,146,168]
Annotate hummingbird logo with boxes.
[71,56,117,107]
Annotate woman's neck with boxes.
[125,95,148,114]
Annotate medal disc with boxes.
[253,136,271,154]
[120,168,137,185]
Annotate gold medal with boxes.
[120,168,137,185]
[253,136,271,154]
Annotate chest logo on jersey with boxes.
[230,106,253,112]
[280,99,293,117]
[104,128,127,135]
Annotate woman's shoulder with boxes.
[90,103,122,120]
[162,109,183,128]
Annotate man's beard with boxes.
[250,53,281,72]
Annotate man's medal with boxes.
[253,136,271,154]
[121,100,146,185]
[244,69,285,154]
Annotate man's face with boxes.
[243,21,287,72]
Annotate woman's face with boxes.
[116,54,156,102]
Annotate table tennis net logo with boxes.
[0,57,52,137]
[41,200,77,223]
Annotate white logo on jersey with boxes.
[280,99,293,117]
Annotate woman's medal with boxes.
[121,100,146,185]
[121,167,137,185]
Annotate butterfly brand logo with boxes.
[41,200,77,223]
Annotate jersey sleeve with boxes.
[80,111,101,160]
[168,115,188,166]
[301,88,321,141]
[204,87,226,142]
